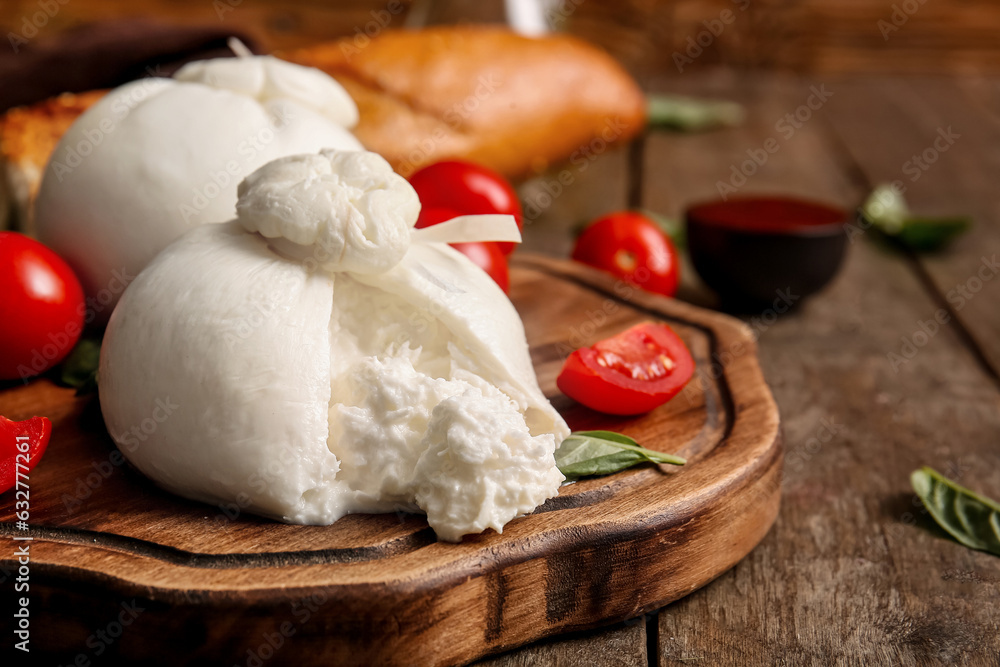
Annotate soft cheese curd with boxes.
[99,149,569,541]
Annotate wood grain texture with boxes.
[0,257,780,666]
[4,0,1000,78]
[641,71,1000,666]
[821,75,1000,380]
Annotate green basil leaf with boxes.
[559,450,652,478]
[571,430,640,447]
[895,216,972,252]
[646,94,745,133]
[861,183,909,234]
[910,466,1000,557]
[555,431,685,480]
[60,336,101,395]
[639,209,686,250]
[861,183,971,251]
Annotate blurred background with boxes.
[3,0,1000,89]
[2,0,997,290]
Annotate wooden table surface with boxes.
[2,3,999,661]
[492,71,1000,666]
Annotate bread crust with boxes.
[284,26,647,178]
[0,90,107,230]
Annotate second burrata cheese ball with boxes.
[34,55,362,318]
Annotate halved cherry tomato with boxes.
[0,415,52,495]
[417,207,510,293]
[571,211,680,297]
[557,322,694,415]
[0,232,85,381]
[409,160,523,255]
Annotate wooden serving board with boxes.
[0,256,781,666]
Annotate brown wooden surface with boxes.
[0,3,999,663]
[480,71,1000,666]
[0,257,780,666]
[3,0,1000,77]
[644,72,1000,666]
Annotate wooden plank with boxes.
[474,621,647,667]
[821,75,1000,380]
[517,149,631,259]
[5,0,1000,77]
[643,72,1000,665]
[0,0,416,52]
[498,109,637,665]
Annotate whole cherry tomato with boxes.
[557,322,695,415]
[571,211,680,297]
[450,242,510,294]
[417,207,510,293]
[0,232,85,381]
[414,206,464,231]
[409,160,523,255]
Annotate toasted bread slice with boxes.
[0,90,107,232]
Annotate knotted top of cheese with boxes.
[235,149,523,276]
[236,150,419,275]
[174,55,359,127]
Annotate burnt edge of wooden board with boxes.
[0,255,778,606]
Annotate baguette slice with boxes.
[283,26,646,178]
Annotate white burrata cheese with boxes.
[99,150,568,541]
[34,55,362,318]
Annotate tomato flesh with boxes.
[409,160,523,255]
[0,415,52,495]
[571,211,680,297]
[557,322,694,415]
[0,232,85,380]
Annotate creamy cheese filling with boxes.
[99,149,568,542]
[326,274,562,541]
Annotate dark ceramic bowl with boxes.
[686,196,848,310]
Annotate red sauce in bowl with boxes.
[686,196,846,234]
[684,195,849,307]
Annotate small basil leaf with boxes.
[638,209,687,250]
[555,431,686,480]
[60,337,101,394]
[861,183,971,251]
[571,430,640,447]
[646,94,745,133]
[911,467,1000,557]
[559,450,650,478]
[861,183,909,234]
[895,216,972,252]
[566,431,686,464]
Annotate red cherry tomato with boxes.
[557,322,695,415]
[416,207,510,293]
[450,242,509,294]
[0,415,52,495]
[409,160,523,255]
[414,206,463,230]
[0,232,85,381]
[571,211,680,297]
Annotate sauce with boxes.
[686,196,845,234]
